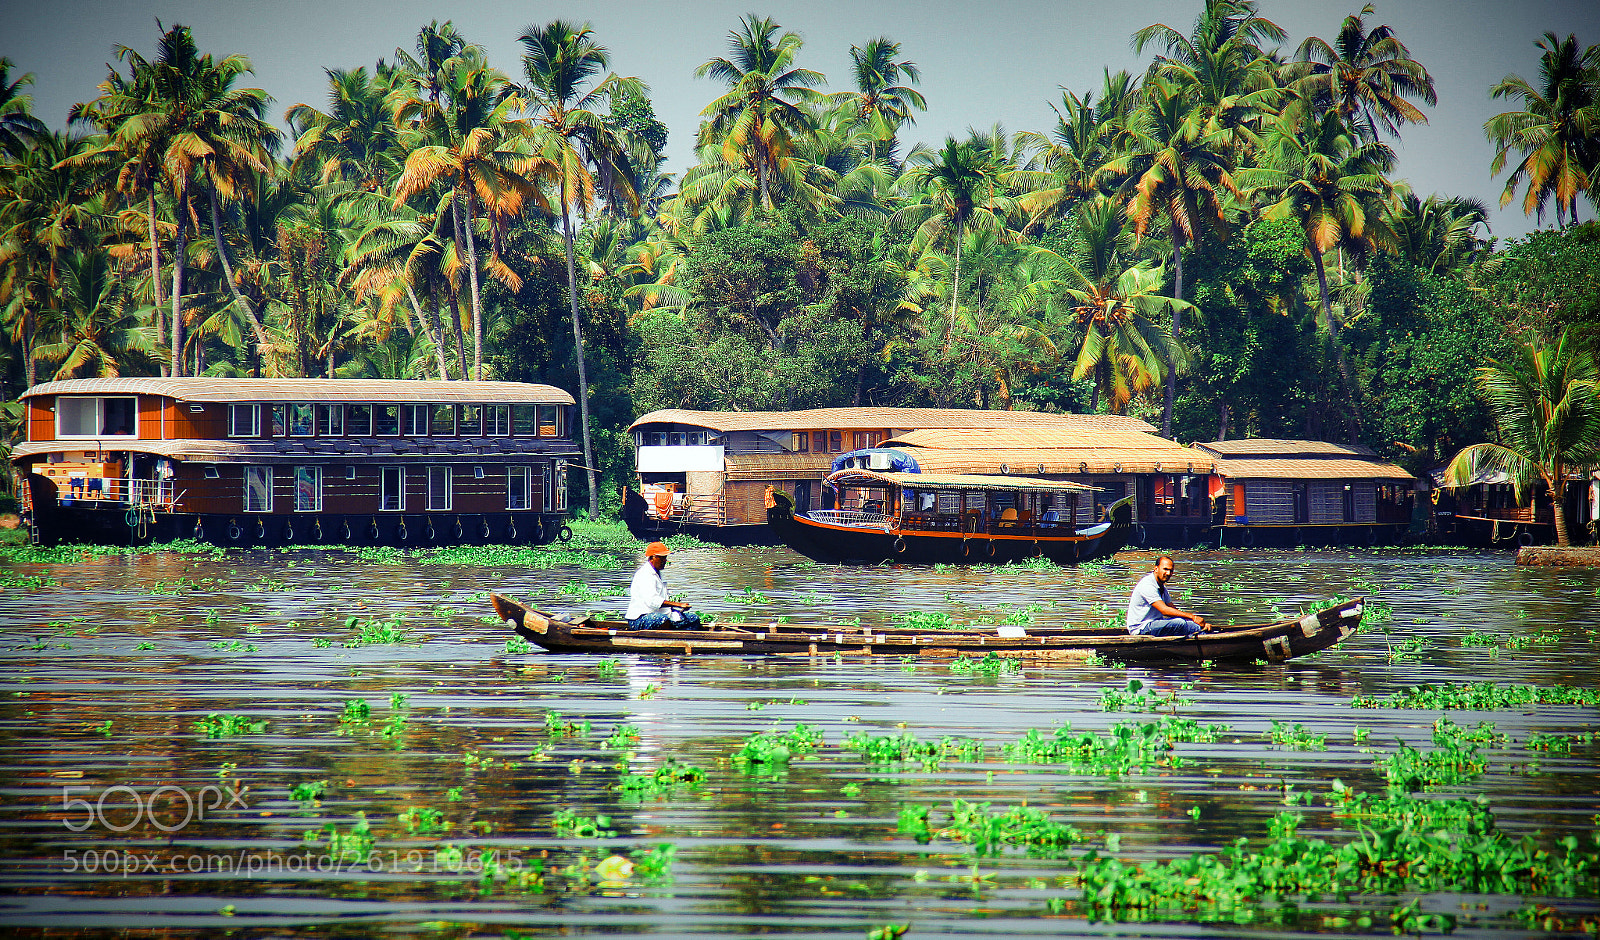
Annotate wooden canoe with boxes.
[489,594,1365,663]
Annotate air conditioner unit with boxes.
[867,451,891,471]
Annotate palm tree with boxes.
[518,19,646,518]
[830,37,926,163]
[1240,108,1396,437]
[1015,70,1138,231]
[892,136,1017,355]
[1445,330,1600,545]
[286,66,405,192]
[1384,186,1488,274]
[342,189,455,380]
[392,50,547,379]
[1484,32,1600,228]
[1105,74,1239,436]
[0,58,47,158]
[1287,4,1437,142]
[35,249,158,379]
[1133,0,1287,146]
[695,15,826,210]
[70,23,275,376]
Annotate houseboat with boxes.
[622,407,1140,543]
[12,378,580,547]
[1430,467,1596,547]
[766,464,1131,565]
[1192,440,1416,547]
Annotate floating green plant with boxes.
[1352,682,1600,709]
[289,780,328,803]
[949,652,1021,676]
[1097,679,1194,713]
[194,713,266,737]
[553,809,615,838]
[342,615,410,646]
[504,636,532,654]
[1267,720,1327,750]
[398,806,447,834]
[616,759,705,797]
[303,812,373,862]
[595,658,625,678]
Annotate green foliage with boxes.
[193,713,266,737]
[1352,682,1600,709]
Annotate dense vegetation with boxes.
[2,4,1598,512]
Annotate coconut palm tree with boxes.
[1015,70,1139,231]
[518,19,647,518]
[829,37,926,164]
[1384,186,1488,274]
[34,249,157,379]
[1105,74,1239,436]
[892,136,1017,355]
[1445,330,1600,545]
[695,15,826,211]
[286,65,406,192]
[1287,4,1437,142]
[1133,0,1287,146]
[1484,32,1600,228]
[341,189,455,380]
[0,58,47,158]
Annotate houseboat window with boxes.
[289,403,314,437]
[431,405,456,435]
[853,431,883,450]
[426,466,452,511]
[937,492,960,513]
[553,459,569,511]
[507,466,531,510]
[402,404,428,436]
[316,404,343,436]
[485,405,510,436]
[294,466,322,512]
[537,405,559,437]
[347,404,373,436]
[345,466,356,480]
[829,431,842,452]
[459,405,482,436]
[270,404,286,437]
[794,432,809,453]
[227,404,260,438]
[244,467,273,513]
[375,404,400,436]
[380,467,405,511]
[57,396,138,438]
[513,405,538,436]
[204,466,220,479]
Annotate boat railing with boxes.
[59,477,176,509]
[803,509,893,530]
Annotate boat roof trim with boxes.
[826,468,1099,493]
[20,377,576,406]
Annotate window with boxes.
[375,404,400,436]
[513,404,539,436]
[57,396,139,438]
[829,431,842,453]
[458,405,482,436]
[244,466,273,513]
[294,466,322,512]
[345,466,356,480]
[537,404,559,437]
[668,431,683,446]
[812,431,826,453]
[507,466,531,510]
[402,404,428,436]
[485,405,510,436]
[316,404,343,436]
[432,404,456,436]
[553,459,569,511]
[270,404,286,437]
[204,466,220,479]
[289,403,314,437]
[380,467,404,511]
[228,404,261,438]
[347,404,373,436]
[426,466,451,511]
[795,432,809,453]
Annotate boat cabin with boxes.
[13,378,580,546]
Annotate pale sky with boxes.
[6,0,1598,239]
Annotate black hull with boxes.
[1441,515,1556,549]
[492,594,1364,664]
[27,498,569,549]
[619,487,783,546]
[1210,520,1410,549]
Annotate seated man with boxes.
[1125,555,1212,637]
[625,541,703,630]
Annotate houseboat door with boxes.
[793,481,811,513]
[542,465,553,512]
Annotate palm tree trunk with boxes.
[1547,474,1571,546]
[1217,402,1229,441]
[22,310,35,388]
[170,184,189,377]
[148,190,167,378]
[208,182,269,353]
[447,289,468,381]
[454,186,483,380]
[406,283,449,381]
[562,197,600,520]
[945,226,962,356]
[1163,220,1184,439]
[1311,246,1363,442]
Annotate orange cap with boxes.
[644,541,670,557]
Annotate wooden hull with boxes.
[490,594,1364,663]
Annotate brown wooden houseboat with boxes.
[12,378,580,547]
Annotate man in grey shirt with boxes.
[1125,555,1212,637]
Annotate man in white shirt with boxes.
[625,541,702,630]
[1125,555,1211,637]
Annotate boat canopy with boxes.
[826,468,1098,494]
[830,448,920,475]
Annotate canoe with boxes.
[489,594,1364,663]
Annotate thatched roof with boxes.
[629,407,1153,434]
[21,378,573,405]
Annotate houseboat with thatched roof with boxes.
[1192,440,1416,547]
[12,378,579,547]
[622,407,1146,543]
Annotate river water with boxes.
[1,539,1597,938]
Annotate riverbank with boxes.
[1517,545,1600,566]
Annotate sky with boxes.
[6,0,1599,239]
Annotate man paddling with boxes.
[1125,555,1212,637]
[625,541,703,630]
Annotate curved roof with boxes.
[21,378,574,406]
[630,407,1153,434]
[884,427,1216,475]
[828,468,1098,493]
[11,438,578,464]
[1194,439,1377,458]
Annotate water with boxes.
[1,542,1597,938]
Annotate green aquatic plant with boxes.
[733,723,824,767]
[1267,720,1327,750]
[339,698,371,724]
[723,586,771,604]
[1525,730,1596,753]
[595,658,625,679]
[901,799,1087,857]
[616,759,705,796]
[194,713,266,737]
[844,730,985,767]
[289,780,328,803]
[1431,716,1507,747]
[949,652,1021,676]
[557,580,610,603]
[504,636,532,654]
[890,610,958,631]
[398,806,447,834]
[553,809,616,838]
[1380,742,1487,791]
[303,812,374,862]
[1098,679,1194,713]
[1352,682,1600,709]
[341,614,411,646]
[601,724,640,749]
[207,639,259,652]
